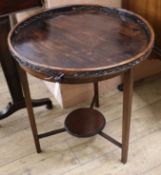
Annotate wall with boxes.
[46,0,121,8]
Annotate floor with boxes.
[1,67,161,175]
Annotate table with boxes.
[8,5,154,163]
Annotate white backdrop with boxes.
[46,0,121,8]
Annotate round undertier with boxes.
[65,108,106,137]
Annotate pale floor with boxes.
[1,67,161,175]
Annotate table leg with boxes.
[90,82,99,109]
[18,67,41,153]
[94,82,99,107]
[121,69,133,163]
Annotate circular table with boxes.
[8,5,154,163]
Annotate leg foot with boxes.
[0,102,22,120]
[0,98,53,120]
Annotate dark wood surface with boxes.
[9,5,154,83]
[122,0,161,57]
[65,108,106,137]
[0,0,42,16]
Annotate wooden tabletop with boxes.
[8,5,154,83]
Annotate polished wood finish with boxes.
[122,0,161,57]
[0,0,42,16]
[65,108,106,137]
[121,69,133,164]
[11,10,148,69]
[9,5,154,84]
[8,5,154,163]
[0,0,52,120]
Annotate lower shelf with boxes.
[65,108,106,138]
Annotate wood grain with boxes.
[8,5,154,83]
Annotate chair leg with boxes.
[121,69,133,163]
[18,66,41,153]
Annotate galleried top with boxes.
[8,5,154,83]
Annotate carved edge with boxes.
[10,47,152,83]
[9,5,154,83]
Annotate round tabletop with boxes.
[8,5,154,83]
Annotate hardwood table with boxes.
[8,5,154,163]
